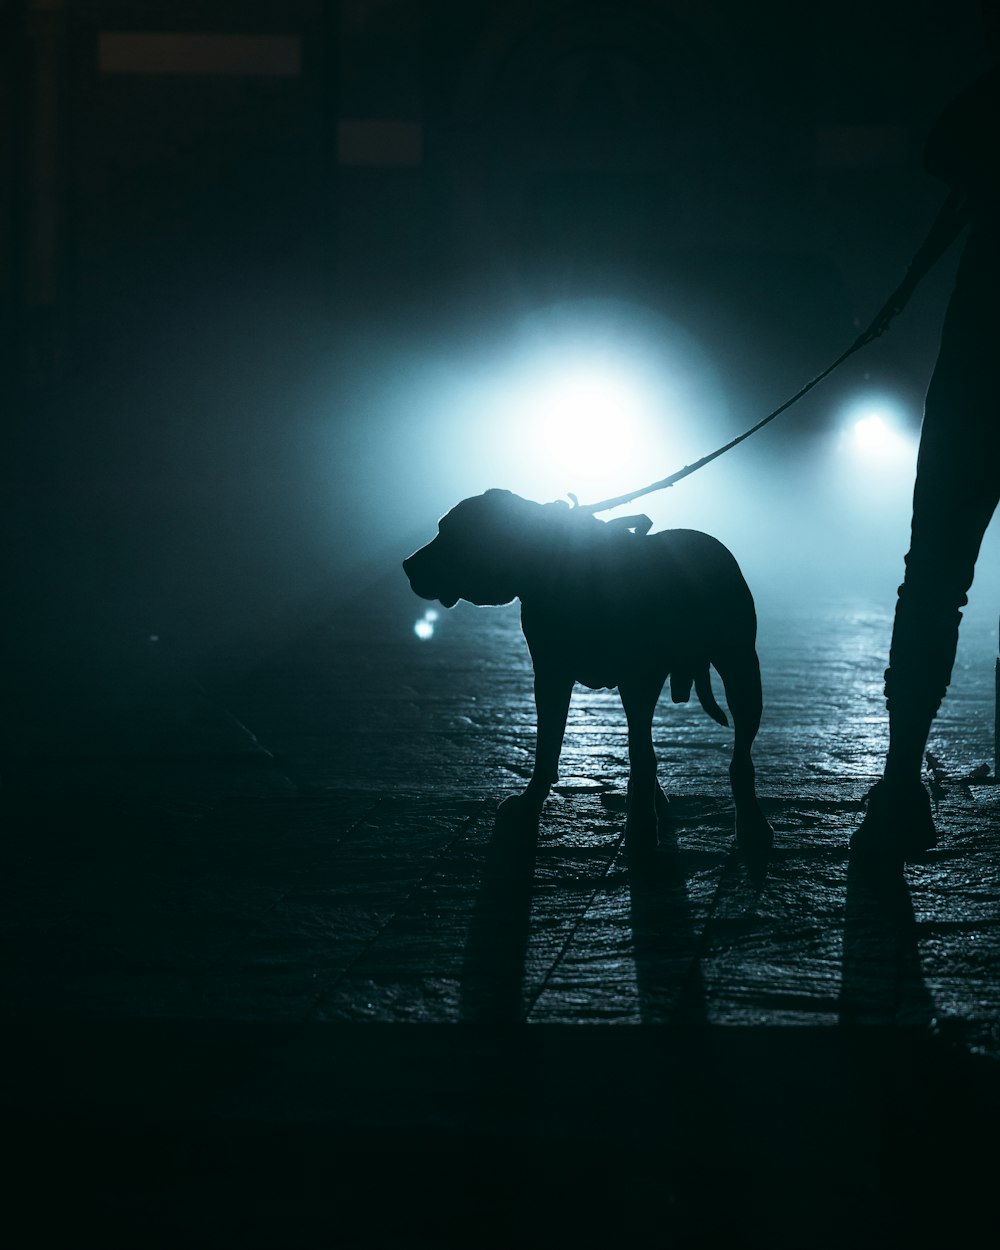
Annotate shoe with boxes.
[849,778,938,863]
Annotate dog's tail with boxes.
[695,667,729,727]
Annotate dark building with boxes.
[6,2,986,377]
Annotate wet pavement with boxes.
[4,576,1000,1246]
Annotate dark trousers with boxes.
[884,282,1000,723]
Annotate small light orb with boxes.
[414,619,434,640]
[423,609,439,622]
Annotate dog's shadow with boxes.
[625,827,710,1025]
[459,801,539,1024]
[459,797,710,1024]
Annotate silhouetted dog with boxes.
[403,489,772,855]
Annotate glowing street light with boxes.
[531,366,645,483]
[841,397,917,472]
[853,412,897,455]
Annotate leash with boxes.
[577,191,971,516]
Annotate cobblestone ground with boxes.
[4,576,1000,1246]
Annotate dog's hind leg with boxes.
[712,647,774,857]
[618,675,666,855]
[499,668,574,826]
[655,780,670,825]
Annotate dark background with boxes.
[3,0,993,682]
[4,11,1000,1243]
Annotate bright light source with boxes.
[853,413,895,455]
[531,366,644,480]
[414,299,732,517]
[840,398,917,469]
[851,411,914,463]
[832,395,919,546]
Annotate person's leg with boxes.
[853,332,999,859]
[882,488,992,783]
[851,526,986,858]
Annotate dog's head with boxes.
[403,488,567,607]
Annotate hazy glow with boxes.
[530,365,646,481]
[830,395,919,561]
[849,409,913,464]
[853,413,892,453]
[502,350,664,500]
[840,400,920,472]
[409,300,733,524]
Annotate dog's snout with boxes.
[403,549,428,582]
[403,547,439,600]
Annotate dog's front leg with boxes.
[499,668,573,826]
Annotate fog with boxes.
[7,0,996,687]
[16,252,998,692]
[322,288,1000,624]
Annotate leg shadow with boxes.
[459,803,538,1023]
[627,822,709,1026]
[840,852,935,1027]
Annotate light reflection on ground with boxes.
[185,585,1000,1037]
[395,594,997,791]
